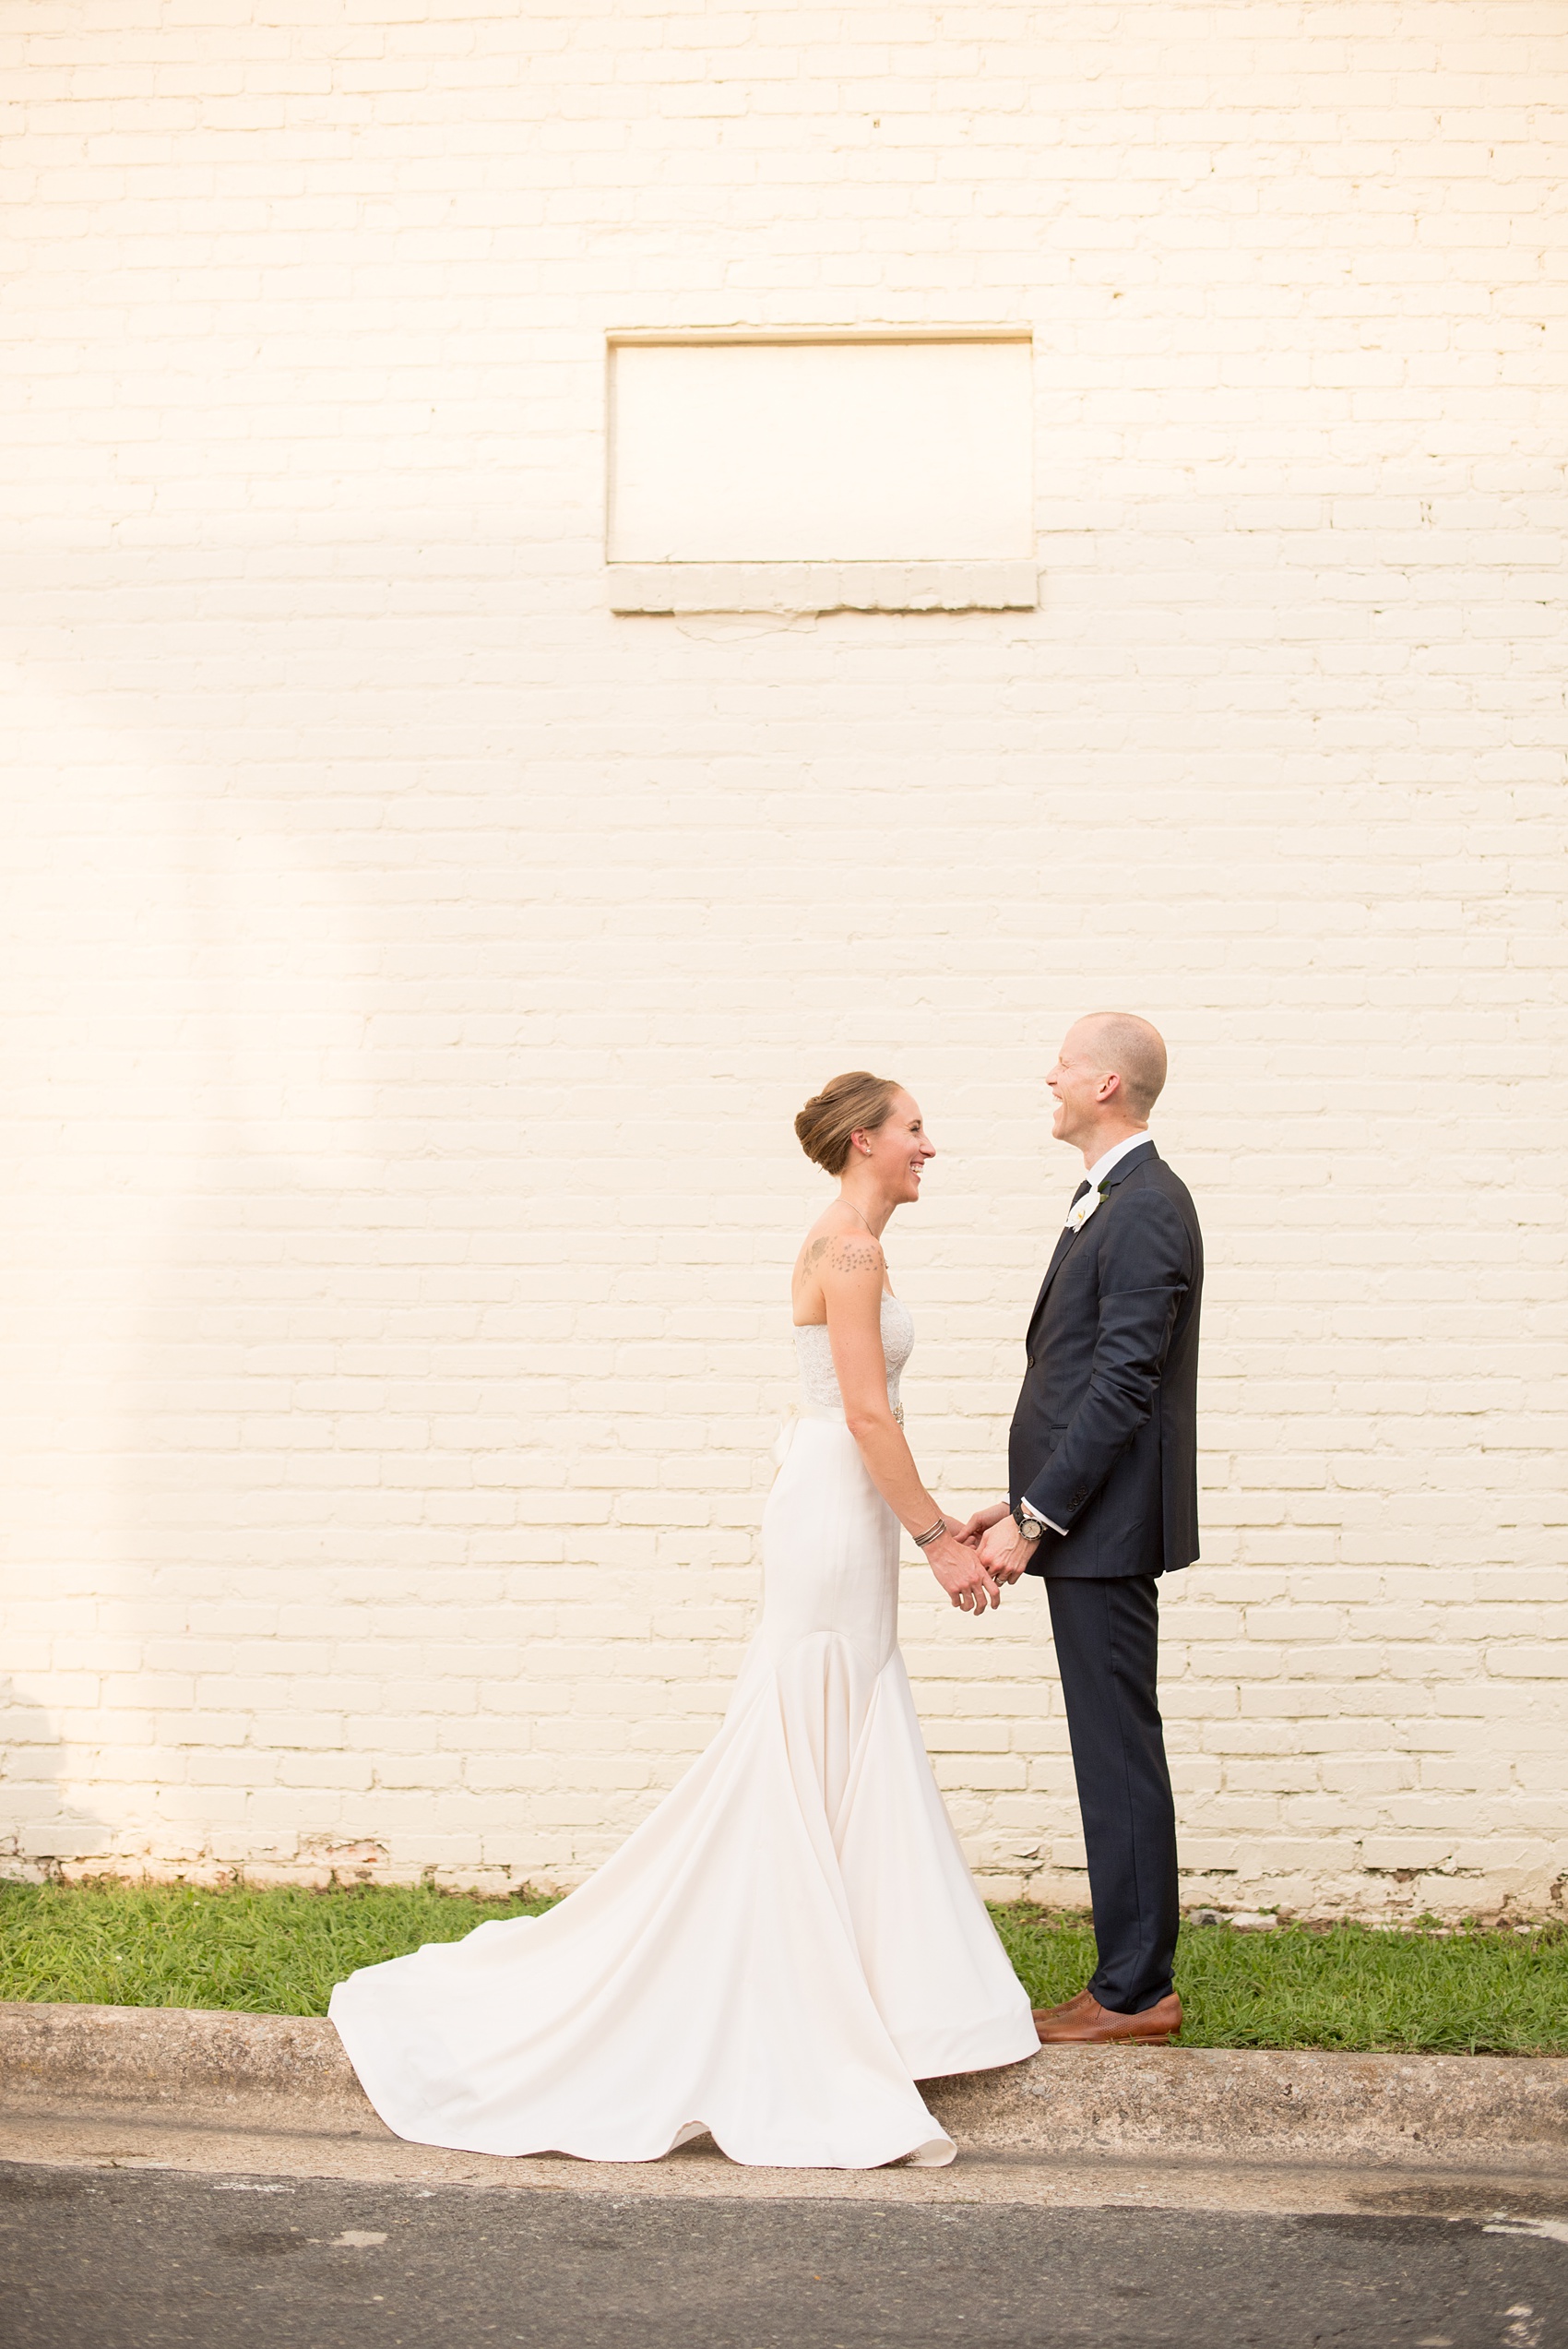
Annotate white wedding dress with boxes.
[329,1296,1038,2168]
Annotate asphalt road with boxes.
[1,2160,1563,2349]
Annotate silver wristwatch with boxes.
[1012,1506,1043,1542]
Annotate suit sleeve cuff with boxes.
[1020,1499,1068,1537]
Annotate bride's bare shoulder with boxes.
[797,1211,883,1285]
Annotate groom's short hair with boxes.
[1083,1013,1168,1118]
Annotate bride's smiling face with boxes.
[856,1091,935,1205]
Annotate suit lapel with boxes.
[1028,1224,1078,1328]
[1028,1140,1160,1333]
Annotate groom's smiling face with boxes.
[1047,1023,1116,1151]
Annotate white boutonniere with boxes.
[1064,1181,1110,1234]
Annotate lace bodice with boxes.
[793,1294,914,1420]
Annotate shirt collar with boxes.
[1083,1130,1153,1188]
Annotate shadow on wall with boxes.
[0,1681,108,1882]
[4,656,618,1892]
[2,673,415,1882]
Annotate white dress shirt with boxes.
[1019,1130,1153,1540]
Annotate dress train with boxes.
[330,1305,1038,2168]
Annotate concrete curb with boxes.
[931,2040,1567,2167]
[1,2003,366,2131]
[2,2002,1563,2173]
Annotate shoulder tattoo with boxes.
[828,1238,883,1275]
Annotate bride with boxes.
[330,1072,1039,2169]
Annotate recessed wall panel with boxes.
[608,335,1033,566]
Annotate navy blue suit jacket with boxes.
[1008,1139,1203,1580]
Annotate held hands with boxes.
[920,1501,1034,1613]
[956,1501,1034,1587]
[921,1519,1003,1614]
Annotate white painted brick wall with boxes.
[2,0,1564,1921]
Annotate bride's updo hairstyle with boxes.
[794,1072,901,1176]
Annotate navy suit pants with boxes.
[1045,1573,1180,2014]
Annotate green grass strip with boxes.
[0,1882,1562,2055]
[989,1903,1567,2056]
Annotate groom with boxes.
[963,1013,1203,2045]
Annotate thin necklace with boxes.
[843,1198,880,1239]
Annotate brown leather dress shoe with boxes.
[1034,1990,1183,2045]
[1029,1987,1097,2031]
